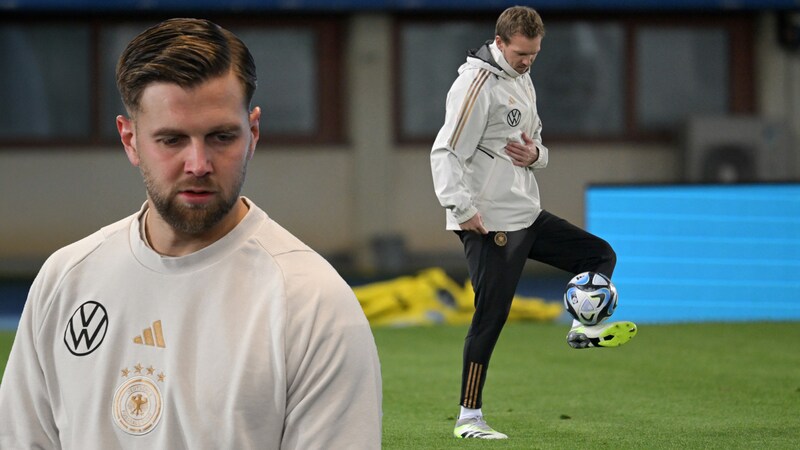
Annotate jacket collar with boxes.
[466,39,523,79]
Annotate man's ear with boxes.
[494,35,504,50]
[117,115,139,167]
[247,106,261,161]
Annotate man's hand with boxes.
[460,212,488,235]
[505,131,539,167]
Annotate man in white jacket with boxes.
[430,6,637,440]
[0,18,382,449]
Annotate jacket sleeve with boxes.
[530,114,549,170]
[430,70,492,224]
[0,269,61,449]
[528,78,548,170]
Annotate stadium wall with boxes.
[0,13,799,277]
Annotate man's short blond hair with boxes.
[495,6,545,43]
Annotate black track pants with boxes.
[457,210,616,409]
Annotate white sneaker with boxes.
[567,321,637,349]
[453,416,508,439]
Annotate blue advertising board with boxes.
[586,184,800,323]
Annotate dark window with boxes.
[0,16,345,148]
[396,13,754,144]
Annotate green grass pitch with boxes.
[2,322,798,448]
[373,322,800,449]
[0,331,11,381]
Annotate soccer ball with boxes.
[563,272,618,326]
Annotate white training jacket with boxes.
[431,40,549,231]
[0,198,382,450]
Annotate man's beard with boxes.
[140,165,246,236]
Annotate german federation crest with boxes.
[112,364,165,435]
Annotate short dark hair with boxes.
[495,6,545,43]
[116,18,257,115]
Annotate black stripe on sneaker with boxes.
[462,431,490,438]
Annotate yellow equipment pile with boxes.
[353,267,563,327]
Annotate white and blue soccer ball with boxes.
[563,272,618,326]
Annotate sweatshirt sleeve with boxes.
[280,252,382,450]
[430,69,492,224]
[0,268,61,449]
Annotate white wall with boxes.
[1,12,798,276]
[757,13,800,176]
